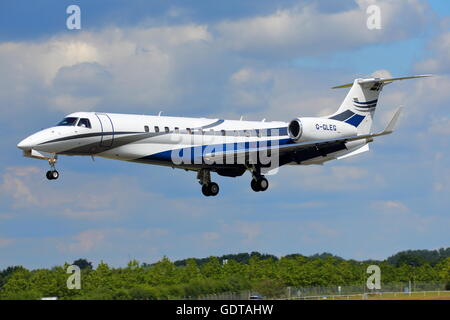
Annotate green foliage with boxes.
[72,259,93,270]
[252,278,285,298]
[387,248,450,267]
[0,249,448,300]
[173,252,278,267]
[0,266,26,289]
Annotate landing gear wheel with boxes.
[251,177,269,192]
[46,156,59,180]
[198,170,219,197]
[258,177,268,192]
[208,182,219,196]
[202,184,211,197]
[251,179,260,192]
[51,170,59,180]
[201,183,219,197]
[46,170,59,180]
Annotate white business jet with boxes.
[17,75,429,196]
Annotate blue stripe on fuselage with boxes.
[140,138,292,162]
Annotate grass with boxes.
[324,291,450,300]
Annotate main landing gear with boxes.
[46,157,59,180]
[251,176,269,192]
[250,167,269,192]
[198,169,219,197]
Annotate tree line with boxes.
[0,248,449,300]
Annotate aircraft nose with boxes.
[17,136,35,150]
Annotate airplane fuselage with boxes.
[18,112,358,173]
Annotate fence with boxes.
[193,282,447,300]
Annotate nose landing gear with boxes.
[46,157,59,180]
[46,170,59,180]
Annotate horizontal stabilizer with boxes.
[332,75,432,89]
[337,144,369,160]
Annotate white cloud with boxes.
[0,166,142,220]
[63,229,106,253]
[0,0,434,122]
[215,0,430,58]
[0,166,40,207]
[415,31,450,73]
[226,221,262,242]
[371,200,409,214]
[55,227,172,260]
[429,116,450,135]
[276,164,385,192]
[0,24,214,115]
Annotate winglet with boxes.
[374,107,402,137]
[383,107,402,134]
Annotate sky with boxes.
[0,0,449,270]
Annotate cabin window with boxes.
[144,125,149,132]
[244,130,250,137]
[187,128,192,134]
[165,127,170,133]
[221,130,226,136]
[256,129,261,138]
[57,117,78,126]
[77,118,92,129]
[174,127,179,133]
[154,126,160,133]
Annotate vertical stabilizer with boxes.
[328,75,430,135]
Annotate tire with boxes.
[209,182,219,196]
[251,179,260,192]
[202,184,211,197]
[46,171,53,180]
[51,170,59,180]
[258,177,269,192]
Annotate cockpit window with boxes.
[57,117,78,126]
[77,118,92,129]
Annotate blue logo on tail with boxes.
[329,110,365,127]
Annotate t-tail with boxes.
[328,75,431,135]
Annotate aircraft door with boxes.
[95,113,115,147]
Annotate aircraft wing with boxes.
[201,108,402,165]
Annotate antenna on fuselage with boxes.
[261,118,266,122]
[158,111,163,116]
[240,116,244,121]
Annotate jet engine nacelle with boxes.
[288,117,358,142]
